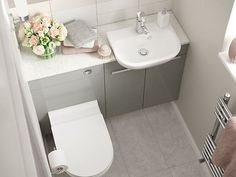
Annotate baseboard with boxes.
[171,101,212,177]
[171,101,202,158]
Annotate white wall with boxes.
[172,0,236,149]
[223,1,236,51]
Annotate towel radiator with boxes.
[199,93,232,177]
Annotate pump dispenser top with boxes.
[157,8,170,28]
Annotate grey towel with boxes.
[65,20,97,48]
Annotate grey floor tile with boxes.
[147,169,173,177]
[171,161,207,177]
[144,103,197,167]
[110,110,167,177]
[103,120,130,177]
[199,163,213,177]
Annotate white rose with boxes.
[38,31,44,37]
[55,41,61,46]
[33,45,45,56]
[24,21,31,30]
[52,21,60,28]
[57,35,65,41]
[60,25,67,35]
[48,42,56,49]
[25,31,33,38]
[58,25,67,41]
[42,27,49,34]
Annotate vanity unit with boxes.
[21,14,189,134]
[27,44,188,133]
[105,45,188,117]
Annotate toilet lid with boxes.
[49,101,113,177]
[51,114,113,177]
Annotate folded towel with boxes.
[63,29,97,49]
[65,20,97,48]
[212,117,236,177]
[61,40,99,55]
[63,38,95,49]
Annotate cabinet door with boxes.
[105,62,145,117]
[144,55,186,108]
[29,65,105,134]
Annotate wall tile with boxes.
[97,0,172,25]
[9,1,52,18]
[97,0,139,25]
[49,0,97,26]
[8,0,47,8]
[10,0,172,26]
[140,0,172,15]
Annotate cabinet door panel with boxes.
[144,55,186,108]
[105,62,145,117]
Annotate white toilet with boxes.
[48,100,114,177]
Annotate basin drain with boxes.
[138,48,149,56]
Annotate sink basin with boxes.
[107,23,181,69]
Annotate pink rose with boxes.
[33,23,43,33]
[30,15,41,24]
[50,27,60,38]
[29,35,38,46]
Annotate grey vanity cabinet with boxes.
[105,62,145,117]
[29,65,105,134]
[143,54,186,108]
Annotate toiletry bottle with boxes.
[157,8,170,28]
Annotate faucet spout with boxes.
[142,25,149,35]
[136,11,149,35]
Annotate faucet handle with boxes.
[136,11,145,21]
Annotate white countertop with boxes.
[20,13,190,82]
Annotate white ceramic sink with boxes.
[107,23,181,69]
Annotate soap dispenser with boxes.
[157,9,170,28]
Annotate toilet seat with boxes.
[48,101,113,177]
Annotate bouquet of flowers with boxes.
[20,14,67,58]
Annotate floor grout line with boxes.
[143,103,203,168]
[107,117,132,177]
[108,111,168,177]
[142,107,170,170]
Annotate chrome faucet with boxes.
[136,11,149,35]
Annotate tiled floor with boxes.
[49,102,210,177]
[104,102,209,177]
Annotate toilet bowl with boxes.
[48,100,114,177]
